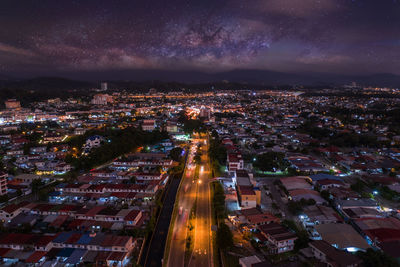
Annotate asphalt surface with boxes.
[189,137,213,267]
[167,143,197,267]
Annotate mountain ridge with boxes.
[1,69,400,88]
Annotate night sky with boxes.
[1,0,400,78]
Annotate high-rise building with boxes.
[101,82,108,91]
[91,94,113,105]
[0,172,8,195]
[199,107,211,120]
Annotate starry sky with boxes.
[1,0,400,78]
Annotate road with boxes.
[189,136,213,267]
[166,135,213,267]
[167,143,197,267]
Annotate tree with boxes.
[351,179,365,193]
[216,223,233,250]
[31,179,44,193]
[169,147,183,162]
[320,190,330,201]
[254,152,289,172]
[357,248,399,267]
[194,153,201,164]
[0,195,8,203]
[212,181,226,219]
[208,137,227,165]
[294,230,310,251]
[282,219,310,251]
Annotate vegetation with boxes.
[144,190,164,240]
[211,181,226,220]
[351,179,367,193]
[282,220,309,252]
[208,131,227,177]
[378,185,400,202]
[253,152,289,172]
[287,199,316,215]
[210,180,233,267]
[169,147,183,162]
[178,110,206,134]
[66,127,168,171]
[357,248,400,267]
[299,119,383,148]
[216,223,234,251]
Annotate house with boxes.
[82,135,104,154]
[234,208,280,229]
[238,185,258,208]
[166,122,178,133]
[336,199,380,214]
[142,120,156,131]
[300,205,341,226]
[314,223,370,252]
[309,240,362,267]
[0,202,30,222]
[74,128,86,135]
[316,179,345,190]
[341,207,383,220]
[29,146,47,154]
[280,176,312,191]
[245,212,280,227]
[238,255,265,267]
[353,217,400,249]
[258,222,297,254]
[328,187,360,201]
[227,152,244,172]
[289,189,326,204]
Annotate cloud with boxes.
[296,54,352,65]
[0,42,34,57]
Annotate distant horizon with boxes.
[2,68,400,87]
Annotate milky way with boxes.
[1,0,400,77]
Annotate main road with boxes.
[167,142,197,267]
[166,134,213,267]
[189,135,213,267]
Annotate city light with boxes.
[0,3,398,264]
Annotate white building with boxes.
[0,172,7,195]
[82,135,104,154]
[101,82,108,91]
[91,94,113,105]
